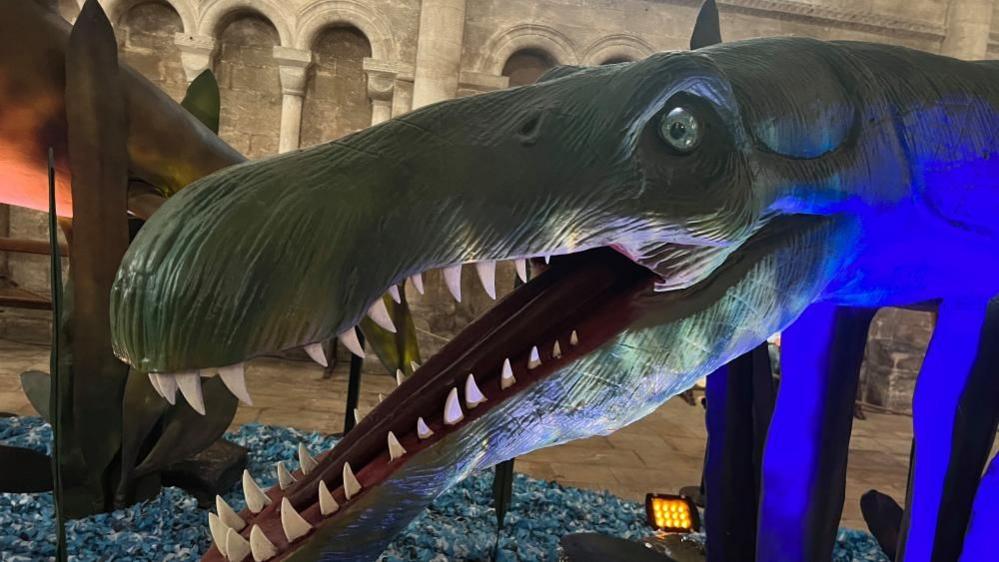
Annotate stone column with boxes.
[363,60,399,126]
[273,46,312,153]
[940,0,994,60]
[174,34,216,83]
[411,0,467,109]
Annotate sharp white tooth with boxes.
[353,408,361,424]
[318,480,339,515]
[304,343,328,368]
[342,462,362,500]
[367,299,397,333]
[339,328,365,357]
[395,369,405,387]
[388,285,402,303]
[411,361,420,372]
[417,416,434,439]
[464,374,487,408]
[249,525,277,562]
[544,255,551,264]
[226,528,250,562]
[208,512,229,558]
[553,341,562,359]
[298,443,318,475]
[276,461,296,490]
[242,470,271,514]
[176,371,205,415]
[570,330,579,346]
[515,259,528,283]
[444,387,464,425]
[410,272,425,294]
[442,264,462,302]
[153,373,177,405]
[378,393,385,403]
[475,261,497,299]
[218,363,252,405]
[528,346,541,369]
[148,373,165,398]
[500,358,516,390]
[387,431,407,460]
[216,495,246,531]
[280,497,311,542]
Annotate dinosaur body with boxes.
[0,0,242,216]
[106,38,999,561]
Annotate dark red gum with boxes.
[202,248,656,561]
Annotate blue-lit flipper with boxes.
[704,343,774,561]
[756,303,875,562]
[899,299,999,561]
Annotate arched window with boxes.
[502,48,556,87]
[116,2,186,100]
[300,26,373,147]
[215,13,282,157]
[601,56,633,65]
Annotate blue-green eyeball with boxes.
[659,107,700,152]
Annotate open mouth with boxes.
[189,248,657,561]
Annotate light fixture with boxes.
[645,493,700,533]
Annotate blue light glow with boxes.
[960,454,999,561]
[905,300,986,561]
[757,302,838,562]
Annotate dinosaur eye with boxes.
[658,107,701,153]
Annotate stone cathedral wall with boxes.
[5,0,997,412]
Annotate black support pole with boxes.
[343,332,365,433]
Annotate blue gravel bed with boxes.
[1,417,887,561]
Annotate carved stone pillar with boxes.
[940,0,994,59]
[174,33,216,83]
[411,0,467,109]
[363,60,398,126]
[273,46,312,153]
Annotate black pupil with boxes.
[669,121,687,141]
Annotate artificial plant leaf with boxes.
[133,376,238,477]
[64,0,131,484]
[690,0,722,49]
[360,289,422,375]
[181,70,221,134]
[115,368,170,504]
[0,445,53,493]
[20,370,51,422]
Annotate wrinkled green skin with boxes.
[112,38,999,559]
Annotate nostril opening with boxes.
[517,114,542,145]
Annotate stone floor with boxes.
[0,338,920,530]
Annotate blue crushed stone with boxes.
[1,417,888,561]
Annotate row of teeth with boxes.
[145,258,543,415]
[207,328,578,561]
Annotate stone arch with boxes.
[197,0,293,46]
[582,34,656,66]
[502,48,557,87]
[475,24,579,76]
[213,10,283,157]
[300,26,373,146]
[113,0,188,99]
[100,0,196,35]
[293,1,399,62]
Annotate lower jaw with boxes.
[202,249,657,561]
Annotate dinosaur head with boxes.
[110,42,858,561]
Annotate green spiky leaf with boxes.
[115,369,169,504]
[0,445,53,493]
[133,377,238,476]
[361,289,422,375]
[19,370,51,422]
[64,0,131,487]
[181,70,221,134]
